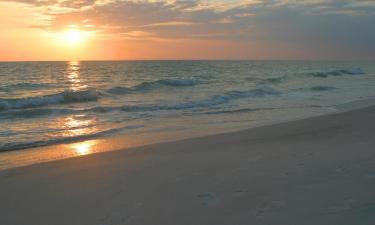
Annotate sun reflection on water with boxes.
[71,140,98,156]
[67,61,87,91]
[49,61,99,138]
[63,115,97,137]
[63,62,99,156]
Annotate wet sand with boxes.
[1,105,375,225]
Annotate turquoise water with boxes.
[1,60,375,151]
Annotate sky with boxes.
[0,0,374,61]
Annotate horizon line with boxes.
[1,58,374,63]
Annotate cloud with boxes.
[1,0,374,59]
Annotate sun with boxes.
[55,27,93,47]
[65,30,83,44]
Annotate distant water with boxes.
[1,61,375,152]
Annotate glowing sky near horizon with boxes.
[0,0,374,61]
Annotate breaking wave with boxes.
[0,125,143,152]
[0,89,99,111]
[106,78,198,94]
[307,68,365,78]
[263,77,284,84]
[201,107,275,115]
[119,87,281,112]
[0,87,281,120]
[0,83,53,91]
[309,86,338,91]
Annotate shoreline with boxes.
[1,100,375,224]
[2,101,375,224]
[1,96,375,171]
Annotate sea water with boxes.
[1,60,374,152]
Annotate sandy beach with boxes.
[1,105,375,225]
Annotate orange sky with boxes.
[0,1,374,61]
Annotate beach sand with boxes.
[1,105,375,225]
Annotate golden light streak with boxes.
[71,140,98,155]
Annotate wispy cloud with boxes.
[1,0,374,59]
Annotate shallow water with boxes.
[1,60,375,152]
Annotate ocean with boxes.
[1,60,375,152]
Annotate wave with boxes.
[119,87,281,112]
[307,68,365,78]
[0,125,143,152]
[0,87,280,120]
[309,86,338,91]
[0,108,56,119]
[106,78,198,94]
[0,89,99,111]
[106,86,132,94]
[0,83,53,91]
[263,77,284,84]
[82,87,280,113]
[201,107,275,115]
[247,76,284,85]
[153,79,198,87]
[42,88,280,114]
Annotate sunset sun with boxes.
[64,30,83,44]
